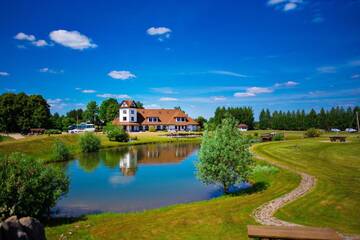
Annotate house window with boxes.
[123,110,127,114]
[148,117,158,122]
[130,110,135,114]
[176,117,186,122]
[123,117,127,121]
[131,117,134,122]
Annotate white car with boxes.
[330,128,341,132]
[345,128,357,133]
[68,123,96,134]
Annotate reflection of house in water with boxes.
[119,151,138,176]
[118,144,198,176]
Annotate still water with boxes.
[54,143,225,216]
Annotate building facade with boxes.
[113,100,199,132]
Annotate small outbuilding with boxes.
[238,123,248,132]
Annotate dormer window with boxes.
[148,117,159,122]
[176,117,186,122]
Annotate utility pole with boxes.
[357,111,360,133]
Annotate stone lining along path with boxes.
[252,153,360,240]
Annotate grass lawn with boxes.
[0,131,201,162]
[252,134,360,235]
[45,161,300,240]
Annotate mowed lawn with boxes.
[253,135,360,235]
[45,162,299,240]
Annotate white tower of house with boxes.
[119,100,139,132]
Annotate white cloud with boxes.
[212,96,227,101]
[209,70,248,78]
[283,2,297,11]
[351,74,360,79]
[151,87,176,94]
[234,92,256,97]
[108,70,136,80]
[14,32,35,41]
[267,0,286,5]
[275,81,299,87]
[247,87,273,94]
[32,39,49,47]
[96,93,130,99]
[234,86,273,98]
[49,30,97,50]
[317,66,337,73]
[0,72,10,76]
[146,27,171,36]
[47,98,63,104]
[159,97,178,101]
[81,89,96,93]
[144,104,161,109]
[39,68,63,74]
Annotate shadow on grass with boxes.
[43,215,88,227]
[229,181,269,197]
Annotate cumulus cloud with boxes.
[209,70,248,78]
[317,66,337,73]
[274,81,299,87]
[0,72,10,76]
[159,97,178,101]
[81,89,96,93]
[146,27,171,36]
[14,32,35,41]
[234,87,273,98]
[39,68,63,74]
[49,30,97,50]
[267,0,303,12]
[96,93,130,99]
[108,70,136,80]
[32,39,49,47]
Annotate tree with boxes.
[104,123,129,142]
[174,106,182,111]
[135,101,144,109]
[0,152,69,218]
[84,101,99,124]
[79,132,101,152]
[194,116,207,130]
[66,109,84,123]
[99,98,119,124]
[196,117,253,193]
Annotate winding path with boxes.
[252,153,360,240]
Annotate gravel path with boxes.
[252,153,360,240]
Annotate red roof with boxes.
[119,100,137,109]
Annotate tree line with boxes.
[259,107,360,130]
[207,106,255,130]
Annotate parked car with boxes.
[330,128,341,132]
[68,123,96,134]
[345,128,357,133]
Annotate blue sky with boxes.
[0,0,360,118]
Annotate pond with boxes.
[53,143,235,217]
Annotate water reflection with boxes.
[53,143,225,216]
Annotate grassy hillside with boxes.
[253,135,360,234]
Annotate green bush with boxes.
[79,132,101,152]
[0,152,69,218]
[104,123,129,142]
[44,129,62,135]
[272,133,284,141]
[51,140,70,161]
[149,126,156,132]
[304,128,321,138]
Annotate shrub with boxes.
[51,140,70,161]
[0,152,69,218]
[272,133,284,141]
[104,123,129,142]
[44,129,62,135]
[149,126,156,132]
[304,128,321,138]
[79,132,101,152]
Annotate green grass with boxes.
[252,134,360,235]
[45,161,300,240]
[0,132,201,162]
[0,135,14,142]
